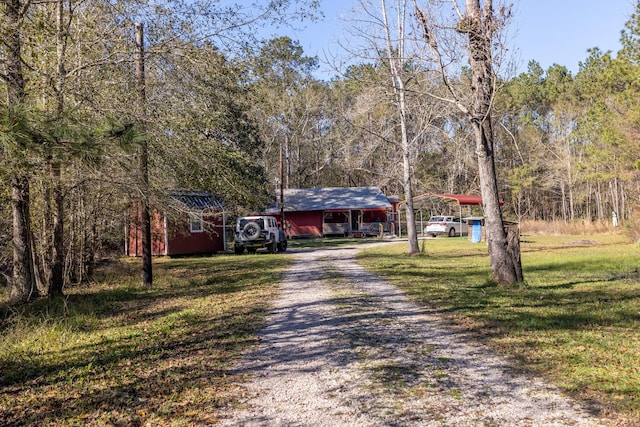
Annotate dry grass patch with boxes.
[520,219,618,235]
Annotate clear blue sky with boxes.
[273,0,634,80]
[512,1,632,73]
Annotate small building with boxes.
[268,187,399,238]
[126,191,226,256]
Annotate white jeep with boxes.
[234,215,287,254]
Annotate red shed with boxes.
[126,191,226,256]
[268,187,398,238]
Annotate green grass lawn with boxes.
[1,234,638,425]
[358,234,640,424]
[0,254,291,426]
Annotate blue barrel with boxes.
[470,219,483,243]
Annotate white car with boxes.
[424,216,468,237]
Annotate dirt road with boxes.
[217,243,607,426]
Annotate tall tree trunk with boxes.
[49,161,65,297]
[381,0,420,255]
[48,0,66,298]
[464,0,521,285]
[3,0,25,103]
[560,182,567,222]
[596,182,604,221]
[620,185,626,222]
[4,0,39,302]
[610,178,620,221]
[136,22,152,286]
[400,107,419,255]
[10,175,39,301]
[566,157,575,221]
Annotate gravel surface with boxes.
[217,243,609,426]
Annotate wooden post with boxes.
[280,140,285,230]
[136,22,152,286]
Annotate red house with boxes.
[268,187,399,238]
[126,191,226,256]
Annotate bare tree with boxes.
[379,0,421,254]
[415,0,522,284]
[343,0,444,254]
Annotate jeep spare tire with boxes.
[243,221,261,240]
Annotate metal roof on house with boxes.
[278,187,392,212]
[170,191,224,210]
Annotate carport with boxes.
[396,194,484,237]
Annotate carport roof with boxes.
[416,193,484,206]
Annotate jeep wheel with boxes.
[243,221,261,240]
[267,241,276,254]
[277,240,288,252]
[234,245,244,255]
[448,227,457,237]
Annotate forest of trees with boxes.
[2,0,640,300]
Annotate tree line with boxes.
[2,0,639,301]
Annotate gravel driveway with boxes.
[217,243,608,426]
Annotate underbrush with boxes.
[0,254,291,426]
[359,234,640,425]
[520,219,615,235]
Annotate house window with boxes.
[189,212,203,233]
